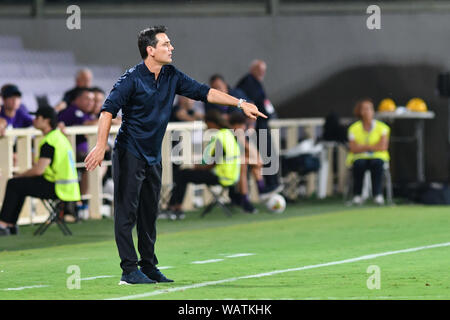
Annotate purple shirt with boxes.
[0,104,33,128]
[58,104,96,154]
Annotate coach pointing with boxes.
[84,26,266,285]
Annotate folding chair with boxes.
[344,161,393,205]
[201,185,233,218]
[34,199,73,236]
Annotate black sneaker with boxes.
[118,269,156,285]
[141,267,174,283]
[8,225,18,235]
[228,189,242,206]
[241,200,258,214]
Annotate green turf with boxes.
[0,199,449,300]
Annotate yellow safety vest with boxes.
[37,129,81,201]
[346,120,390,166]
[203,128,241,187]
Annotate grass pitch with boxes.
[0,198,449,300]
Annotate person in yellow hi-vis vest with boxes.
[165,110,241,220]
[347,98,390,205]
[0,106,80,236]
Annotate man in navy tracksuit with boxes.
[84,26,266,285]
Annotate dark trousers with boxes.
[0,176,56,224]
[169,169,219,206]
[352,159,384,196]
[112,147,162,275]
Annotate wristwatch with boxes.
[237,98,246,109]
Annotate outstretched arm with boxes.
[84,111,112,171]
[16,158,51,178]
[206,88,267,120]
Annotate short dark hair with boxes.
[138,26,168,59]
[90,86,105,95]
[72,87,91,100]
[228,111,246,125]
[204,110,230,129]
[209,74,225,85]
[31,105,58,129]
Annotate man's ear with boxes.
[147,45,155,57]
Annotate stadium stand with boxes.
[0,35,123,112]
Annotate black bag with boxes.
[419,183,450,205]
[281,154,320,176]
[322,112,348,143]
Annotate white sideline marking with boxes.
[3,285,49,291]
[225,253,255,258]
[158,266,173,270]
[81,275,115,281]
[107,241,450,300]
[191,259,224,264]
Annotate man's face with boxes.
[76,71,93,88]
[3,96,21,111]
[210,78,228,94]
[149,33,174,64]
[93,92,105,114]
[32,115,46,130]
[251,61,267,82]
[74,91,95,113]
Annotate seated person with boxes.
[0,106,80,236]
[204,74,248,120]
[89,86,116,189]
[0,84,33,136]
[228,111,280,213]
[168,95,204,184]
[165,110,241,219]
[90,86,122,125]
[58,87,96,195]
[170,95,203,122]
[347,98,390,205]
[90,86,106,116]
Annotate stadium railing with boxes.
[0,118,347,225]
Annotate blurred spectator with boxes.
[90,87,106,116]
[204,74,248,120]
[166,95,203,200]
[170,95,203,122]
[228,111,259,213]
[0,106,80,236]
[54,68,93,112]
[347,98,390,205]
[58,87,96,196]
[236,59,281,192]
[164,110,241,220]
[228,111,282,209]
[89,86,115,193]
[91,86,122,125]
[0,84,33,136]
